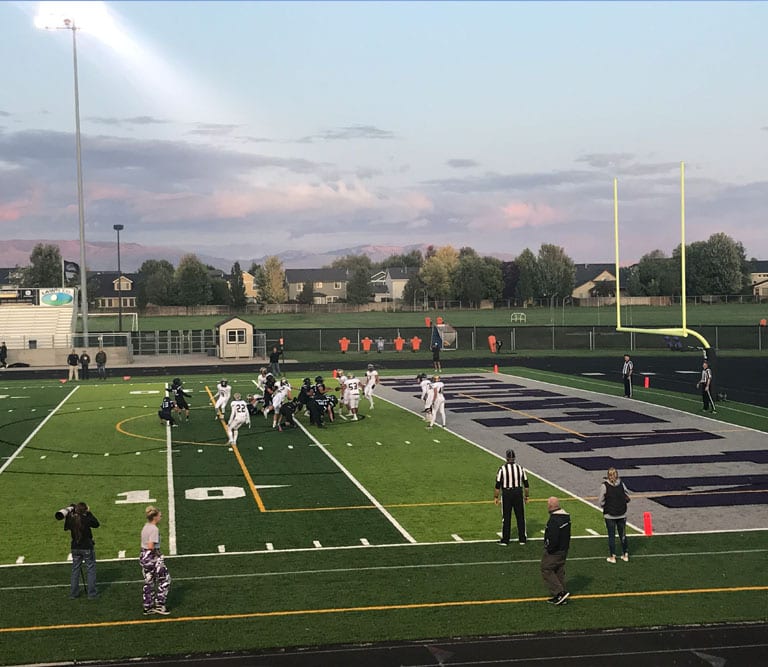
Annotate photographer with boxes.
[63,502,100,599]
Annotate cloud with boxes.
[423,170,601,193]
[297,125,396,143]
[86,115,170,126]
[576,153,634,168]
[446,158,479,169]
[0,110,10,117]
[187,123,242,136]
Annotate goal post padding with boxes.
[433,323,457,350]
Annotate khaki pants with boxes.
[541,550,568,596]
[68,365,79,381]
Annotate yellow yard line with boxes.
[457,392,587,438]
[205,386,266,513]
[3,585,765,634]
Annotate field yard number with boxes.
[185,486,246,501]
[116,490,156,505]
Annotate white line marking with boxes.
[39,455,46,460]
[433,439,440,443]
[360,538,370,546]
[66,554,72,562]
[404,440,411,444]
[313,540,322,548]
[15,556,24,564]
[265,543,274,551]
[581,372,606,376]
[294,419,416,544]
[104,453,110,457]
[451,534,464,542]
[135,451,141,456]
[346,442,353,447]
[258,446,264,451]
[218,545,226,553]
[586,528,600,536]
[375,441,382,445]
[197,449,203,453]
[0,386,79,476]
[5,547,765,589]
[72,454,78,458]
[118,551,126,559]
[288,445,294,449]
[497,532,503,537]
[166,405,177,556]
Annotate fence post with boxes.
[715,326,719,350]
[552,325,555,351]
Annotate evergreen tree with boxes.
[229,261,247,309]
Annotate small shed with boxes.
[215,316,254,359]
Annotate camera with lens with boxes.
[55,504,77,520]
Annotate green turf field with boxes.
[87,301,768,332]
[1,370,766,665]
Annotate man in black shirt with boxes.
[67,349,80,381]
[621,354,633,398]
[79,350,91,380]
[269,346,281,377]
[541,496,571,605]
[64,502,100,599]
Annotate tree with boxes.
[683,233,749,295]
[229,262,247,310]
[346,267,373,305]
[376,249,423,271]
[501,261,520,300]
[514,248,538,301]
[536,244,575,304]
[452,250,502,305]
[329,254,373,274]
[402,273,427,308]
[258,256,287,304]
[480,256,504,302]
[175,254,212,307]
[136,259,176,308]
[297,280,315,304]
[420,245,459,302]
[210,277,230,305]
[635,249,679,296]
[22,243,62,288]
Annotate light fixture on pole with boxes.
[37,16,90,345]
[113,224,124,332]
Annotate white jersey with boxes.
[272,385,291,409]
[228,399,250,426]
[365,369,379,386]
[255,373,268,392]
[346,377,361,396]
[216,383,232,402]
[420,378,432,400]
[431,381,445,399]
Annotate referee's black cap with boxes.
[505,449,515,460]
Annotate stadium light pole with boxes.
[113,224,124,332]
[38,17,89,345]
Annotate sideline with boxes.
[2,547,766,593]
[0,385,80,475]
[2,585,766,634]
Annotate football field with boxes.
[0,370,766,665]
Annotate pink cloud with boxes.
[468,200,561,231]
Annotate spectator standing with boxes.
[140,506,171,615]
[598,467,630,563]
[269,346,281,377]
[541,496,571,605]
[621,354,633,398]
[67,349,80,381]
[79,350,91,380]
[95,349,107,380]
[494,449,529,545]
[64,502,100,599]
[431,341,442,372]
[0,341,7,368]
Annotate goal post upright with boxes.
[613,161,712,352]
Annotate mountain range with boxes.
[0,240,518,273]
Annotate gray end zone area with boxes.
[379,372,768,534]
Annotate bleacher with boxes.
[0,302,75,350]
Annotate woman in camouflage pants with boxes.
[140,506,172,615]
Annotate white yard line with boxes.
[166,415,178,556]
[2,547,766,591]
[295,420,416,544]
[0,386,79,475]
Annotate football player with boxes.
[427,375,446,429]
[214,379,232,420]
[346,373,361,421]
[227,393,251,445]
[364,364,379,410]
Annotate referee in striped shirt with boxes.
[494,449,529,545]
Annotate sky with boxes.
[1,0,767,269]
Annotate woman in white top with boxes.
[140,505,171,615]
